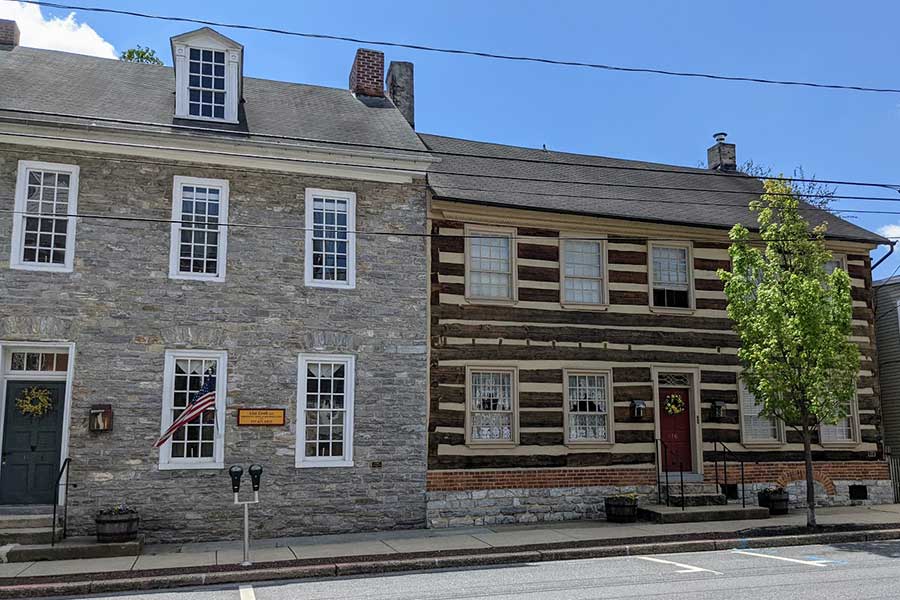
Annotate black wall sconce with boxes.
[631,399,646,419]
[712,400,727,421]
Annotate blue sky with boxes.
[10,0,900,277]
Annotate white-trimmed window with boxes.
[10,161,79,272]
[168,176,229,281]
[564,370,613,444]
[466,226,516,302]
[159,350,226,470]
[171,29,242,123]
[650,243,692,309]
[296,354,355,467]
[824,254,847,275]
[561,239,606,305]
[466,366,518,445]
[739,382,782,444]
[821,397,858,445]
[304,189,357,289]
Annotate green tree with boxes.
[120,46,163,65]
[718,178,859,528]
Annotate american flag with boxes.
[154,369,217,448]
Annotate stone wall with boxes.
[0,145,430,542]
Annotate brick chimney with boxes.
[0,19,20,49]
[387,61,414,127]
[349,48,384,97]
[707,132,737,172]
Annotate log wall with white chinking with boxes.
[425,199,889,527]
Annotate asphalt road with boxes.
[60,540,900,600]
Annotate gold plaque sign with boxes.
[237,408,286,426]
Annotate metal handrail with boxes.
[51,458,71,547]
[714,441,746,508]
[655,439,685,511]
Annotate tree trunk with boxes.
[801,409,817,528]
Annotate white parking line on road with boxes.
[635,556,723,575]
[239,585,256,600]
[732,550,831,566]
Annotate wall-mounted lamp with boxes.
[712,400,727,421]
[89,404,113,432]
[631,399,646,419]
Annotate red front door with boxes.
[659,387,692,472]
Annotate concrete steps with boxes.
[0,527,57,545]
[5,535,143,562]
[657,483,728,507]
[637,504,770,524]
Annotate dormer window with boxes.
[171,28,242,124]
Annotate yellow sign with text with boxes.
[237,408,286,426]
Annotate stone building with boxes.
[0,22,434,542]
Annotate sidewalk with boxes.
[2,504,900,596]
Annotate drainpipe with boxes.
[872,241,897,271]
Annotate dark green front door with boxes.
[0,381,65,504]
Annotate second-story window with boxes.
[651,243,692,309]
[304,189,357,289]
[168,177,229,282]
[562,239,605,306]
[188,48,226,119]
[466,226,516,302]
[11,161,79,273]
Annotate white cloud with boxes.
[0,1,116,59]
[879,223,900,240]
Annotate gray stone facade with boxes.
[0,144,429,542]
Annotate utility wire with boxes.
[4,130,900,219]
[9,0,900,95]
[5,107,900,195]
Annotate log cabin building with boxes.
[422,133,893,527]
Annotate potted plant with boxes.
[96,504,140,543]
[604,492,639,523]
[758,487,790,515]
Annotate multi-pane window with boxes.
[821,399,856,444]
[159,350,225,469]
[740,382,781,444]
[566,372,611,444]
[651,244,691,308]
[11,161,78,272]
[304,189,356,289]
[468,230,514,300]
[188,48,226,119]
[169,177,228,281]
[468,368,516,444]
[562,240,604,305]
[8,351,69,373]
[824,256,846,275]
[296,354,355,467]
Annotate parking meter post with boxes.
[242,502,250,566]
[230,464,261,567]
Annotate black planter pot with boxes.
[767,492,790,515]
[605,497,638,523]
[758,491,770,508]
[96,512,140,543]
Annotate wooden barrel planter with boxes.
[96,511,140,543]
[758,489,790,516]
[604,496,638,523]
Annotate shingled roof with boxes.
[420,133,886,244]
[0,46,428,157]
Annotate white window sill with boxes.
[561,302,609,311]
[296,459,354,469]
[649,305,696,315]
[169,272,226,283]
[11,262,73,273]
[174,113,240,125]
[305,280,356,290]
[158,461,224,471]
[565,441,614,449]
[740,440,785,449]
[464,296,517,306]
[465,442,519,450]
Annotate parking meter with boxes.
[228,465,243,494]
[230,464,262,566]
[249,464,262,492]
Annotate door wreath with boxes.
[663,393,686,416]
[16,386,53,418]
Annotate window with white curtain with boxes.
[740,381,782,444]
[562,240,604,305]
[565,371,611,444]
[467,367,517,444]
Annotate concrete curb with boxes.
[2,528,899,598]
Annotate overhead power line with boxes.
[3,136,900,222]
[9,0,900,95]
[4,107,900,194]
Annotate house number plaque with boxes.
[237,408,286,426]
